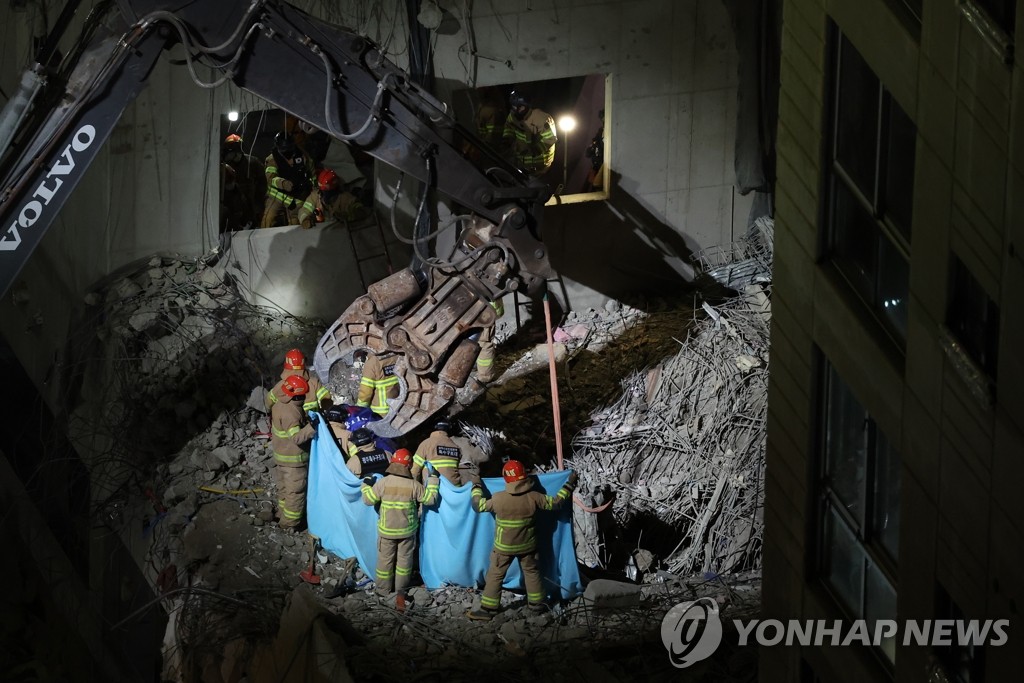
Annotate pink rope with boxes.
[543,293,564,471]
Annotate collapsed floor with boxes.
[70,226,771,682]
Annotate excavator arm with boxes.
[0,0,555,436]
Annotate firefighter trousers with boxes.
[273,463,308,528]
[476,324,496,381]
[480,550,543,610]
[260,194,316,229]
[376,535,416,594]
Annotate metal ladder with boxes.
[343,207,393,290]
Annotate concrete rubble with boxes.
[568,284,769,577]
[71,215,772,680]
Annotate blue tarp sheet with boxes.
[306,419,582,600]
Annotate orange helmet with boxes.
[317,168,339,192]
[391,448,413,467]
[284,349,305,371]
[502,460,526,483]
[224,133,243,145]
[282,374,309,397]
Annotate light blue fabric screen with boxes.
[306,419,582,600]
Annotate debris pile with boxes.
[571,284,770,576]
[76,217,773,680]
[66,252,321,508]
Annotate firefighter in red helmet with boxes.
[265,348,331,414]
[316,167,370,224]
[466,460,577,620]
[361,448,440,611]
[269,374,318,529]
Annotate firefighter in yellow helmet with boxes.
[265,348,331,414]
[356,350,400,417]
[361,448,440,611]
[269,375,318,529]
[467,460,577,620]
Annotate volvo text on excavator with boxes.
[0,0,556,437]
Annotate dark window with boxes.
[974,0,1017,37]
[935,585,987,682]
[825,29,916,345]
[900,0,924,24]
[947,256,1000,377]
[818,361,900,664]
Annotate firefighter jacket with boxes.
[269,385,316,468]
[264,150,315,213]
[411,430,462,486]
[348,441,392,477]
[472,476,575,555]
[265,369,330,413]
[328,421,354,458]
[361,465,440,539]
[356,353,400,416]
[502,108,557,175]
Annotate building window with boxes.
[935,584,986,681]
[947,255,1000,377]
[959,0,1015,63]
[972,0,1016,37]
[824,28,916,345]
[817,361,900,664]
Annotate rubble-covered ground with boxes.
[71,240,769,682]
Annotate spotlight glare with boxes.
[558,115,576,132]
[227,110,240,122]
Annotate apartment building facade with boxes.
[764,0,1023,680]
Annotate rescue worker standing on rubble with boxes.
[356,350,400,417]
[266,349,331,414]
[270,375,318,529]
[502,91,557,177]
[346,428,393,477]
[361,448,440,611]
[411,418,462,486]
[467,461,578,619]
[261,131,317,229]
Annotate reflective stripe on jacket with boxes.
[269,385,315,467]
[411,430,462,486]
[502,109,556,173]
[266,370,330,413]
[356,353,400,416]
[361,469,439,538]
[472,478,573,554]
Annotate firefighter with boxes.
[411,418,462,486]
[323,405,356,457]
[361,448,440,611]
[346,428,392,477]
[316,168,370,224]
[265,348,331,414]
[475,298,504,383]
[270,375,318,529]
[260,131,317,229]
[221,133,265,229]
[502,91,557,177]
[467,460,578,619]
[356,350,400,417]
